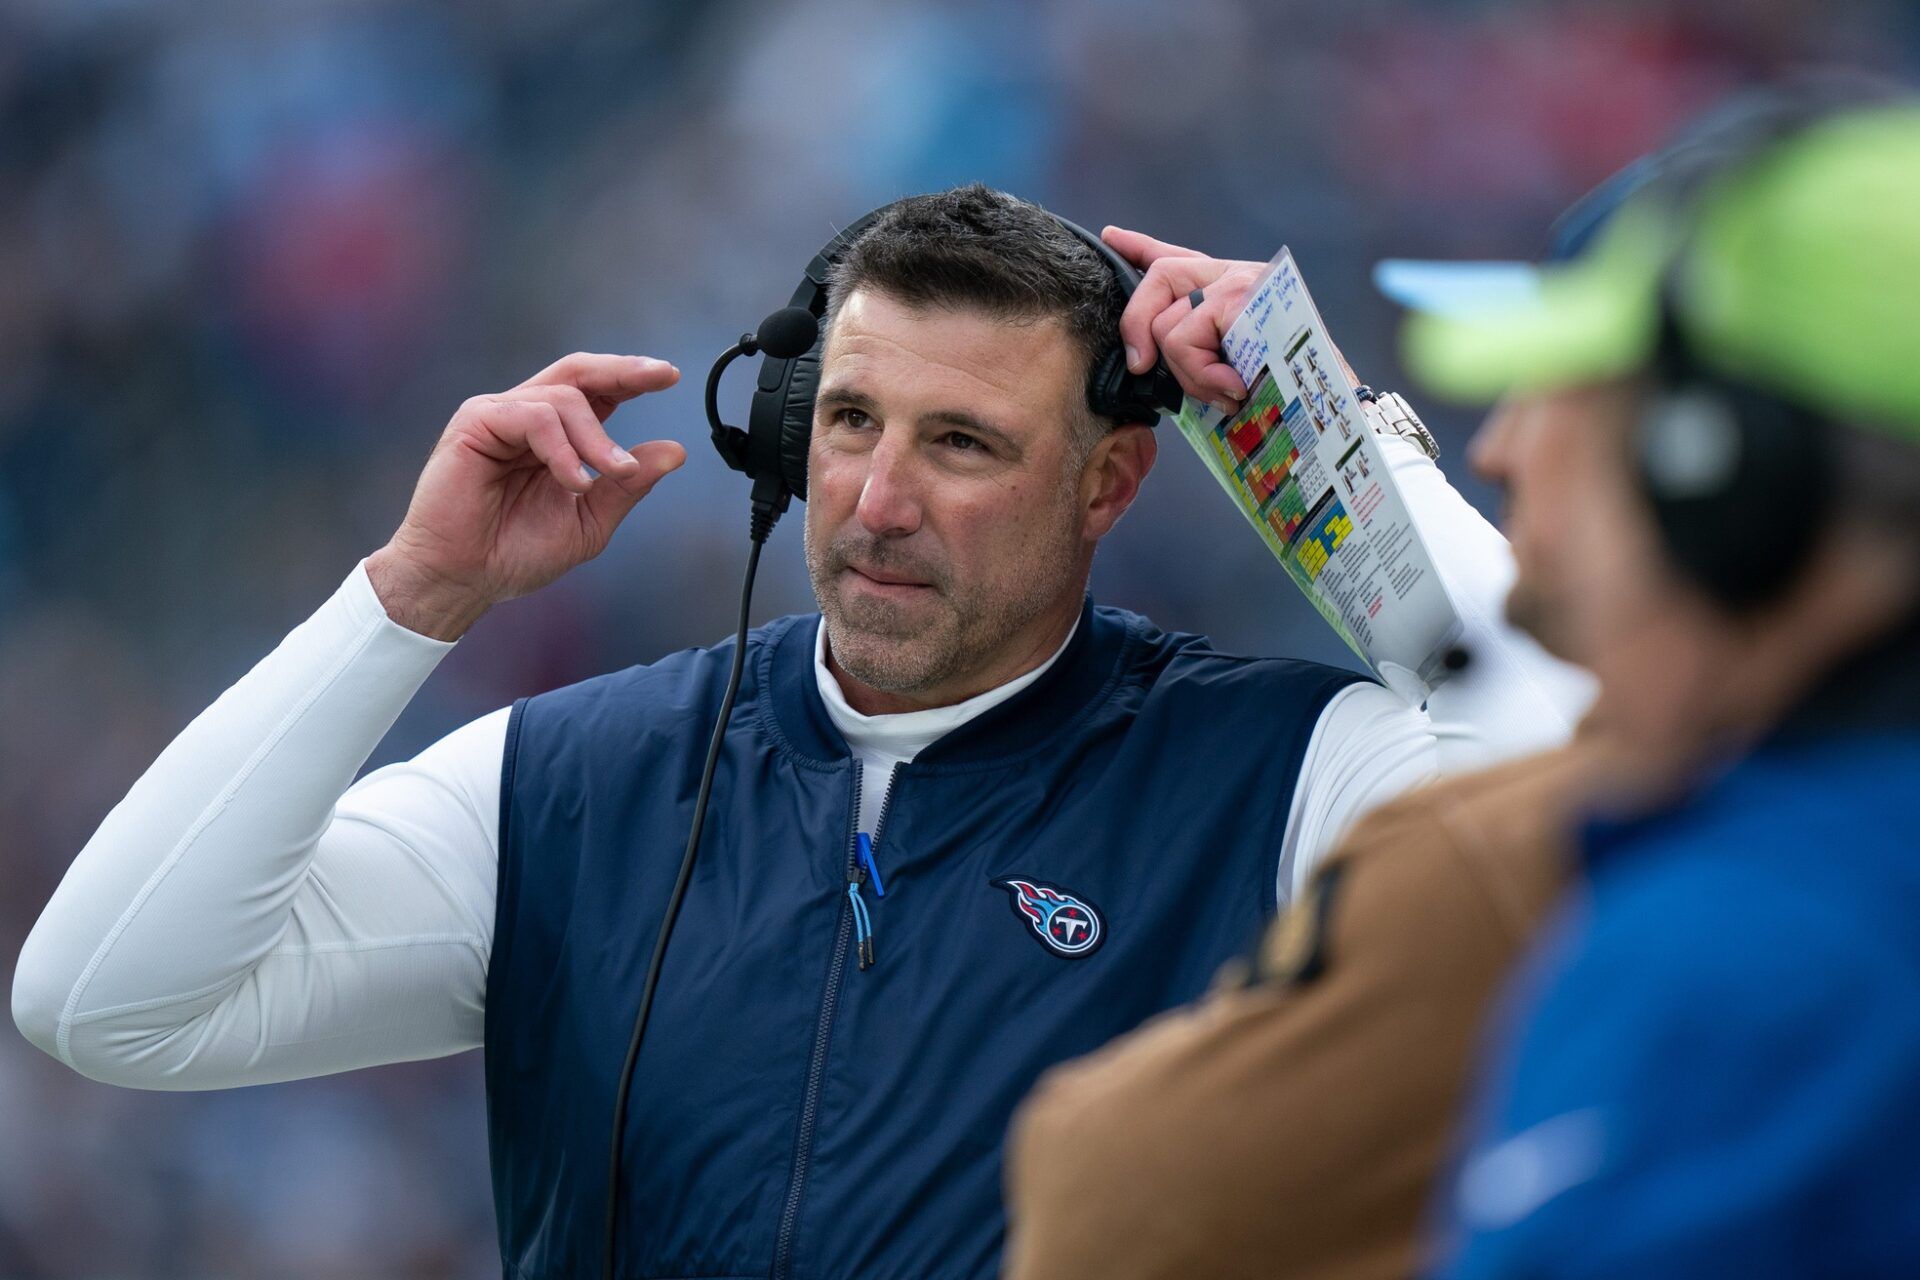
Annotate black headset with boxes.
[1534,78,1904,616]
[1609,83,1893,613]
[1633,307,1836,612]
[710,201,1183,531]
[607,196,1182,1279]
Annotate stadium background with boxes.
[1,0,1913,1274]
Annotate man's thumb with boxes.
[584,439,686,526]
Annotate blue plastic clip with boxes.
[856,832,887,898]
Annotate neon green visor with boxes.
[1394,104,1920,447]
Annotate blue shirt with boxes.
[1435,730,1920,1278]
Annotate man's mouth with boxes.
[845,563,934,592]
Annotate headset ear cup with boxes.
[1085,346,1125,421]
[745,338,822,505]
[1085,343,1183,424]
[778,339,821,502]
[1637,375,1833,610]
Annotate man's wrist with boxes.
[364,546,492,642]
[1363,391,1441,460]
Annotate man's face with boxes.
[1468,386,1652,666]
[803,289,1126,705]
[1469,381,1732,747]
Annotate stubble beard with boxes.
[1504,574,1580,665]
[805,501,1083,698]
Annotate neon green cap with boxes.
[1401,105,1920,446]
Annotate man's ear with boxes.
[1080,424,1158,541]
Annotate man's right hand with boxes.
[366,353,687,640]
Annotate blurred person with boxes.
[999,116,1678,1280]
[1394,95,1920,1276]
[11,186,1586,1279]
[1002,79,1917,1280]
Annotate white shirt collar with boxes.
[813,612,1081,761]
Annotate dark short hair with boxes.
[823,184,1124,431]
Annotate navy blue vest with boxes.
[486,600,1363,1279]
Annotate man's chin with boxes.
[831,591,935,638]
[1504,582,1584,666]
[827,628,955,696]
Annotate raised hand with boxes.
[366,353,687,640]
[1103,226,1267,414]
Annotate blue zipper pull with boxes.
[856,832,887,898]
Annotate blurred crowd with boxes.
[2,0,1915,1274]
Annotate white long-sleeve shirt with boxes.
[11,435,1593,1089]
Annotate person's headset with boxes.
[602,196,1182,1279]
[1546,79,1895,614]
[709,202,1184,531]
[1632,308,1835,611]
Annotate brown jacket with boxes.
[1002,746,1599,1280]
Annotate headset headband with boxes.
[743,198,1184,502]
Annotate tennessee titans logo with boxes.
[992,877,1105,958]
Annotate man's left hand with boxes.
[1103,226,1264,415]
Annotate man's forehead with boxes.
[819,289,1083,413]
[1504,382,1641,434]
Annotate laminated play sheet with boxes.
[1173,249,1462,684]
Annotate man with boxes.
[1408,96,1920,1279]
[1003,82,1912,1280]
[11,186,1583,1278]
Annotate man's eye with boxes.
[837,408,872,430]
[941,431,984,452]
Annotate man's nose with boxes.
[1468,400,1520,487]
[856,431,925,537]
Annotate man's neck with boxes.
[826,601,1083,717]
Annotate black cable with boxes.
[705,336,754,470]
[602,523,767,1280]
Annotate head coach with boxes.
[13,185,1586,1278]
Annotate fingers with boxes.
[452,354,684,501]
[514,352,680,418]
[1130,260,1264,407]
[582,439,687,530]
[1117,252,1267,376]
[1162,304,1251,409]
[464,396,598,494]
[1120,257,1217,374]
[513,384,645,481]
[1101,225,1199,269]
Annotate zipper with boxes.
[848,773,899,972]
[769,763,901,1279]
[768,761,864,1280]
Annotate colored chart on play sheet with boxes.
[1172,247,1463,684]
[1261,463,1310,543]
[1294,493,1354,582]
[1211,369,1311,541]
[1223,369,1289,463]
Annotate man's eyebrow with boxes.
[817,386,879,415]
[816,386,1023,455]
[921,408,1020,454]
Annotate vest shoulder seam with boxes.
[751,614,851,773]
